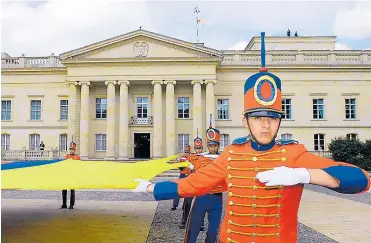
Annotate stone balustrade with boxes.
[1,55,64,68]
[221,50,371,66]
[1,150,60,161]
[2,50,370,68]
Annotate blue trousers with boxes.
[172,173,187,208]
[185,193,223,243]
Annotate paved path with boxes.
[299,190,371,243]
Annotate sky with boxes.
[1,0,371,57]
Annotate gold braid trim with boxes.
[228,220,280,228]
[228,193,282,199]
[229,149,285,156]
[227,229,280,237]
[228,211,280,218]
[227,166,274,171]
[229,202,281,208]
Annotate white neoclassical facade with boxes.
[1,29,371,160]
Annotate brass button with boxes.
[229,211,233,216]
[254,167,259,171]
[253,214,257,218]
[227,238,232,243]
[252,156,258,162]
[252,233,257,237]
[229,201,233,206]
[229,150,234,154]
[227,166,231,170]
[227,157,232,161]
[228,174,232,179]
[253,177,257,181]
[278,194,282,198]
[227,229,231,234]
[276,224,281,228]
[252,224,257,228]
[281,157,287,162]
[228,192,233,197]
[277,204,281,208]
[228,183,233,187]
[281,148,286,153]
[253,185,258,190]
[275,214,280,218]
[252,195,257,200]
[276,233,280,237]
[228,220,232,224]
[252,204,257,208]
[279,185,284,189]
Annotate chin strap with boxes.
[246,117,282,146]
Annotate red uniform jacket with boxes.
[154,138,370,243]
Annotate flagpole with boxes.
[194,7,200,43]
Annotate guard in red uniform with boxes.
[172,144,193,210]
[62,140,78,209]
[179,132,204,229]
[133,32,370,243]
[184,121,224,243]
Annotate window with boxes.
[312,99,324,119]
[95,134,106,151]
[345,98,356,119]
[96,98,107,119]
[1,100,11,120]
[282,98,292,119]
[60,100,68,120]
[281,133,293,141]
[346,133,358,140]
[136,97,148,118]
[30,100,41,120]
[1,134,10,150]
[177,97,190,119]
[314,133,325,151]
[178,134,190,152]
[220,134,230,151]
[217,99,229,120]
[29,134,40,150]
[59,134,67,151]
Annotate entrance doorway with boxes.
[134,133,151,159]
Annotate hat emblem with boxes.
[253,75,277,106]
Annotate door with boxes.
[134,133,151,159]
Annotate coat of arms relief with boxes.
[133,42,149,57]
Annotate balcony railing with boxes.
[221,50,371,66]
[1,149,60,161]
[129,116,153,125]
[309,150,333,159]
[1,55,64,68]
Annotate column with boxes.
[205,80,217,128]
[79,81,90,160]
[191,80,203,142]
[118,81,130,160]
[164,80,176,156]
[68,82,77,143]
[151,80,163,158]
[105,80,116,159]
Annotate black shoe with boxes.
[60,205,67,209]
[69,205,74,209]
[200,226,205,231]
[171,207,177,211]
[179,222,186,229]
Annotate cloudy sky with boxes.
[1,0,371,56]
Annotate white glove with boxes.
[188,163,195,170]
[131,179,152,193]
[256,166,310,186]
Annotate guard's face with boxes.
[242,116,280,144]
[207,144,219,154]
[195,148,203,154]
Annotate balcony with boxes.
[1,149,60,161]
[129,116,153,126]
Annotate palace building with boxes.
[1,29,371,160]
